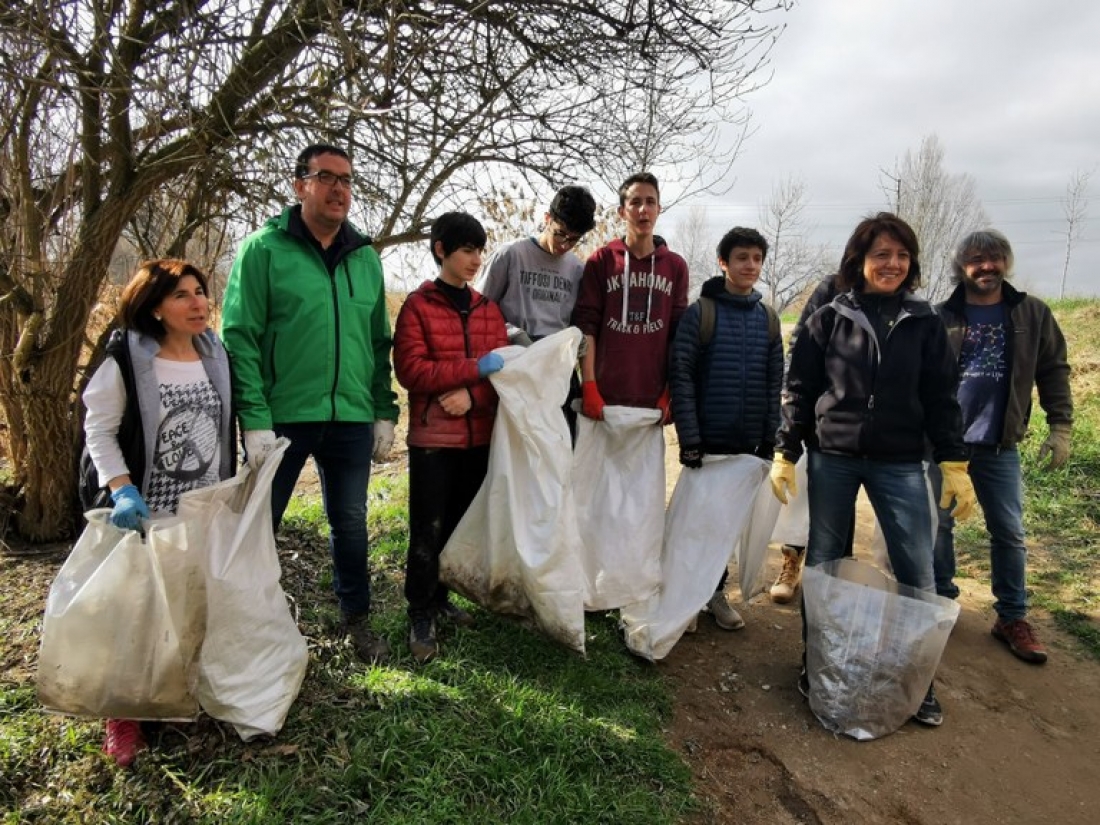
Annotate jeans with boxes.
[932,447,1028,620]
[806,450,934,591]
[270,422,374,618]
[406,445,490,617]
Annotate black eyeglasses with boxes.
[551,228,585,247]
[301,170,354,190]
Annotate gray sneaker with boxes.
[343,615,391,665]
[707,591,746,631]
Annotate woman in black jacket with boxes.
[770,212,975,727]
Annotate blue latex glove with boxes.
[109,484,150,531]
[477,352,504,378]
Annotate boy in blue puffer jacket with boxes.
[669,226,783,630]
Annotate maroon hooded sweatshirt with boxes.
[571,237,689,407]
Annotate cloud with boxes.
[676,0,1100,296]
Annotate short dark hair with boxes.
[618,172,660,207]
[951,229,1014,284]
[549,185,597,235]
[835,212,922,292]
[717,227,768,263]
[120,259,211,340]
[295,144,350,178]
[430,212,487,264]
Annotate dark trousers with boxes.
[406,445,490,617]
[270,422,374,618]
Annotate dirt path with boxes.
[658,443,1100,825]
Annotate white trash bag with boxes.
[441,329,587,653]
[770,452,809,547]
[38,511,205,720]
[574,405,665,611]
[731,468,783,601]
[176,438,308,741]
[802,558,960,741]
[621,455,773,661]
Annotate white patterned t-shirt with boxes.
[146,358,223,514]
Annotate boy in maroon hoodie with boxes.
[571,172,689,420]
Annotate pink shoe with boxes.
[103,719,146,767]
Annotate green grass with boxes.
[0,473,693,824]
[952,299,1100,657]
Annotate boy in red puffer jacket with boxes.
[393,212,509,664]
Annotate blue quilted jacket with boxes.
[670,277,783,455]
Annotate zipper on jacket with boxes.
[268,332,278,385]
[461,308,475,448]
[328,264,343,420]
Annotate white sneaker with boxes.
[707,591,745,631]
[770,545,805,604]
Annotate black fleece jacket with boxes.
[776,289,967,464]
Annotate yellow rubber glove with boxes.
[938,460,976,521]
[770,455,798,504]
[1037,425,1071,470]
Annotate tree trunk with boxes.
[13,347,77,540]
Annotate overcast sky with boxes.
[668,0,1100,298]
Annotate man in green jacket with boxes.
[932,229,1073,665]
[222,143,400,664]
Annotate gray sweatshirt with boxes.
[475,236,584,341]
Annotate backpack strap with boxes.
[698,296,780,346]
[698,296,716,347]
[79,329,144,510]
[763,302,781,344]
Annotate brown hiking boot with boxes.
[991,618,1048,664]
[770,545,805,604]
[437,600,476,628]
[343,615,391,664]
[409,614,439,664]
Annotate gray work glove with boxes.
[1037,425,1071,470]
[372,419,396,462]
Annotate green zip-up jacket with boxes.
[221,206,400,430]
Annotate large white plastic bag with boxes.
[620,455,773,661]
[770,453,809,546]
[37,511,204,720]
[441,329,587,653]
[574,405,665,611]
[731,467,783,600]
[802,558,960,741]
[175,438,307,741]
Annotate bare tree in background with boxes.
[0,0,790,539]
[671,205,717,299]
[882,134,989,302]
[757,176,833,312]
[1059,166,1094,298]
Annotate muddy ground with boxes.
[658,440,1100,825]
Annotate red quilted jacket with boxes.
[394,280,509,448]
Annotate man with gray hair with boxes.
[932,229,1072,664]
